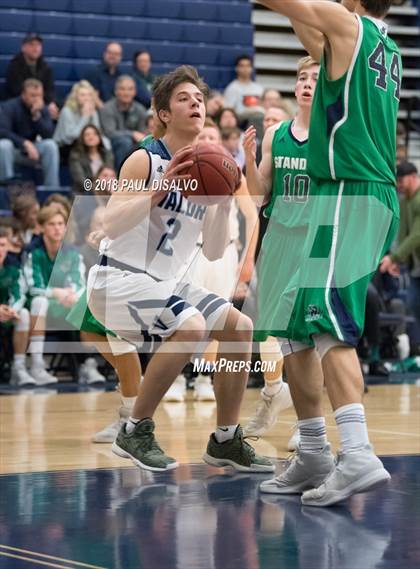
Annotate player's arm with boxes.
[290,19,325,62]
[235,176,259,282]
[202,200,233,262]
[243,124,275,205]
[104,147,193,240]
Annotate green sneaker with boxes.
[112,418,178,472]
[203,426,275,473]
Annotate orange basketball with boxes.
[180,142,241,205]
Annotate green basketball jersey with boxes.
[266,120,312,226]
[308,15,402,185]
[0,257,26,311]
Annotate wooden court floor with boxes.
[1,384,419,475]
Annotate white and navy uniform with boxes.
[183,201,240,298]
[87,138,231,349]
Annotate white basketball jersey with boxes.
[100,139,207,280]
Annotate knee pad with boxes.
[15,308,30,332]
[31,296,49,317]
[314,334,349,360]
[107,334,137,356]
[280,338,313,357]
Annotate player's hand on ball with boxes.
[243,126,257,162]
[163,146,194,184]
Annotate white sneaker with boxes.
[287,424,300,451]
[30,367,58,386]
[163,375,186,402]
[301,444,391,507]
[193,374,216,401]
[243,383,293,437]
[10,366,36,387]
[79,358,106,385]
[260,444,334,494]
[397,333,410,360]
[92,406,131,443]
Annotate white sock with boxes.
[298,417,328,453]
[334,403,370,452]
[29,336,45,369]
[125,417,141,434]
[214,425,238,443]
[13,354,26,369]
[121,396,137,410]
[262,378,283,397]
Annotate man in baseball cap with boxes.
[5,32,59,119]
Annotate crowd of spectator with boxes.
[0,32,418,386]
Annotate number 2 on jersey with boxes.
[157,218,181,256]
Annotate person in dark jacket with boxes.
[68,124,114,194]
[132,50,156,109]
[0,79,59,187]
[99,75,147,168]
[5,33,59,120]
[85,42,123,104]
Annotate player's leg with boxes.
[244,336,292,437]
[28,296,58,384]
[10,308,36,386]
[301,338,390,507]
[112,313,207,471]
[260,343,334,494]
[83,333,142,443]
[202,305,274,472]
[193,339,217,401]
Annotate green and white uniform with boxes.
[254,120,314,342]
[0,257,27,328]
[256,16,401,346]
[25,239,86,325]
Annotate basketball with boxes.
[181,142,241,205]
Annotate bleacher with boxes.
[0,0,254,100]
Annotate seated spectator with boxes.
[132,50,156,109]
[69,125,114,194]
[221,127,245,171]
[54,81,106,152]
[381,162,420,330]
[100,76,147,169]
[71,165,116,245]
[224,55,264,121]
[0,216,24,259]
[206,90,225,119]
[0,79,60,187]
[263,106,291,131]
[262,88,283,110]
[85,42,123,104]
[12,193,41,252]
[43,193,76,244]
[0,227,35,386]
[5,33,59,121]
[215,107,240,130]
[24,205,87,384]
[144,114,155,136]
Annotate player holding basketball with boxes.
[87,66,274,473]
[243,55,319,442]
[249,0,401,505]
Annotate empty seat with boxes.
[34,13,72,35]
[0,32,25,54]
[0,0,32,8]
[0,56,9,76]
[73,38,105,59]
[219,46,253,66]
[218,68,234,89]
[219,24,253,45]
[197,66,219,88]
[184,23,219,44]
[109,0,146,17]
[148,43,185,65]
[55,80,73,99]
[73,59,100,81]
[72,0,108,14]
[146,20,184,42]
[145,0,182,19]
[48,57,73,81]
[109,16,147,39]
[34,0,71,11]
[0,9,33,33]
[42,36,73,58]
[218,2,252,24]
[184,45,219,66]
[181,1,218,21]
[72,14,109,37]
